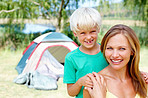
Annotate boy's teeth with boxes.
[87,41,90,43]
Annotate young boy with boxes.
[63,7,108,98]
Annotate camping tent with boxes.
[14,32,78,90]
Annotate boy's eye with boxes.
[80,32,85,35]
[91,30,96,33]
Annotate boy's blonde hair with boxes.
[70,7,101,33]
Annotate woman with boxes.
[83,24,147,98]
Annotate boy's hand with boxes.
[78,74,93,88]
[141,71,148,84]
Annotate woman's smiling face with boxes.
[105,34,132,71]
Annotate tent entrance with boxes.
[47,46,70,64]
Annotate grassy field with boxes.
[0,49,74,98]
[0,47,148,98]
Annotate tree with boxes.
[0,0,83,49]
[123,0,147,23]
[123,0,148,46]
[0,0,82,29]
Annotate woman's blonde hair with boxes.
[101,24,147,98]
[70,7,101,33]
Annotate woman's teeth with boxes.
[112,60,122,63]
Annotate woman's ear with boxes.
[73,32,77,37]
[131,51,134,56]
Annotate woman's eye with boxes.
[106,47,112,50]
[120,48,125,50]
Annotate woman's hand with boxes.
[85,72,106,98]
[141,71,148,84]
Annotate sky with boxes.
[79,0,123,7]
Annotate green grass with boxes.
[0,49,74,98]
[0,47,147,98]
[139,47,148,72]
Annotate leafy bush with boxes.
[0,24,41,50]
[132,26,148,46]
[0,23,147,51]
[62,22,80,46]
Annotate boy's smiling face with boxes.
[73,26,99,50]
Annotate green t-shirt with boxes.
[63,48,108,98]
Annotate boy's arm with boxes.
[67,83,81,97]
[83,88,91,98]
[67,75,93,97]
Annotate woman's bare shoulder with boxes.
[98,66,109,75]
[98,67,114,80]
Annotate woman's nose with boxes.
[112,50,119,58]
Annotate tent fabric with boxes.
[16,32,78,74]
[42,32,73,42]
[22,42,77,74]
[33,32,51,43]
[47,46,70,63]
[15,32,78,90]
[34,32,73,43]
[16,42,37,74]
[13,71,58,90]
[36,50,64,79]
